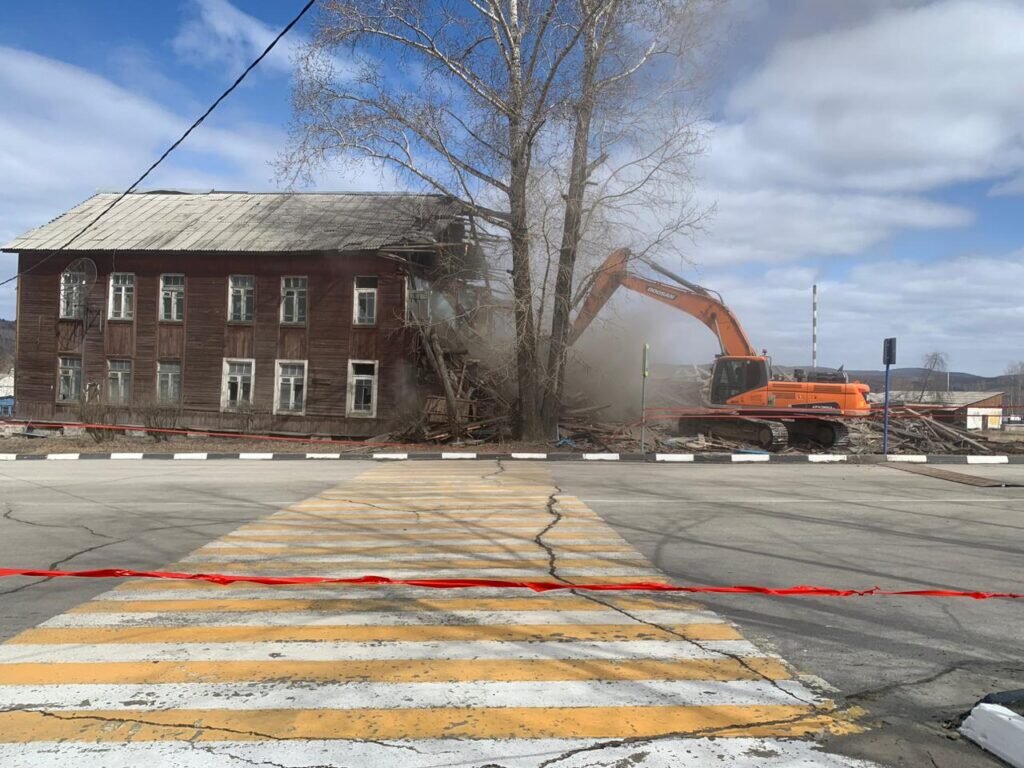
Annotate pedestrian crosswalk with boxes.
[0,462,876,766]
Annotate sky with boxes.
[0,0,1022,374]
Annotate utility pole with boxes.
[640,344,650,454]
[812,284,818,370]
[883,338,897,455]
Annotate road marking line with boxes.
[966,455,1009,464]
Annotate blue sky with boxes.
[1,0,1022,374]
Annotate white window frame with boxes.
[57,356,82,402]
[346,359,378,418]
[160,274,185,322]
[59,268,86,319]
[157,361,182,405]
[273,359,308,415]
[221,358,255,412]
[280,276,308,325]
[107,359,132,406]
[108,273,135,320]
[353,276,378,326]
[228,275,255,323]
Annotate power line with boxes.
[0,0,316,289]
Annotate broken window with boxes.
[229,275,255,322]
[57,356,82,401]
[157,361,181,405]
[160,274,185,321]
[59,268,86,319]
[108,273,135,320]
[281,277,307,324]
[405,276,430,324]
[354,276,378,325]
[347,360,377,417]
[222,359,254,411]
[107,359,132,405]
[276,361,306,414]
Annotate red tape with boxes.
[0,567,1020,599]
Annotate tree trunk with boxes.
[420,327,462,438]
[509,149,542,439]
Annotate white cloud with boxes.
[688,0,1024,266]
[172,0,296,74]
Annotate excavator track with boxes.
[787,417,850,449]
[680,416,790,451]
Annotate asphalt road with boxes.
[0,459,1020,766]
[554,462,1024,767]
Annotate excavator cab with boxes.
[709,357,769,405]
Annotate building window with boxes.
[57,357,82,402]
[281,277,307,325]
[275,361,307,414]
[347,360,377,417]
[354,276,378,326]
[160,274,185,321]
[228,275,255,322]
[405,277,430,324]
[107,359,132,405]
[108,273,135,320]
[59,267,86,319]
[157,361,182,405]
[222,359,254,411]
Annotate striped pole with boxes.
[812,284,818,370]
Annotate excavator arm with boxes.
[569,248,758,357]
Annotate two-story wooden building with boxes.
[3,191,479,436]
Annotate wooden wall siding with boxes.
[157,325,184,359]
[14,249,420,435]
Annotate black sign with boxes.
[883,337,897,366]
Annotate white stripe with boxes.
[655,454,694,462]
[165,567,662,579]
[239,452,274,460]
[173,453,208,460]
[966,455,1009,464]
[46,453,79,460]
[215,537,624,547]
[583,453,619,461]
[0,739,881,768]
[442,452,477,459]
[41,609,719,629]
[807,454,847,463]
[185,551,642,563]
[511,452,547,459]
[0,679,815,711]
[731,454,769,463]
[305,453,341,459]
[0,639,764,664]
[110,452,144,460]
[93,586,660,601]
[886,454,926,463]
[374,453,408,460]
[0,454,17,461]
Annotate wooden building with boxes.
[3,191,480,436]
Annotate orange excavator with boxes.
[569,248,870,450]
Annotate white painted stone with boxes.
[960,703,1024,768]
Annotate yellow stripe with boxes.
[70,596,704,613]
[190,544,641,555]
[0,657,789,684]
[109,576,672,591]
[0,706,855,741]
[220,531,626,540]
[176,558,651,570]
[10,623,741,644]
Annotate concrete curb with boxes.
[0,452,1021,463]
[961,699,1024,768]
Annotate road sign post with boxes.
[882,338,897,455]
[640,344,650,454]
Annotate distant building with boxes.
[0,368,12,417]
[867,390,1004,431]
[2,191,483,435]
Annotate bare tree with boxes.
[283,0,710,439]
[918,351,949,399]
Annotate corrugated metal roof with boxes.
[866,390,1004,407]
[2,191,462,253]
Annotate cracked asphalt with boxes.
[0,459,1019,766]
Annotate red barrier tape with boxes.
[0,567,1020,599]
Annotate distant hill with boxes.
[0,319,13,372]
